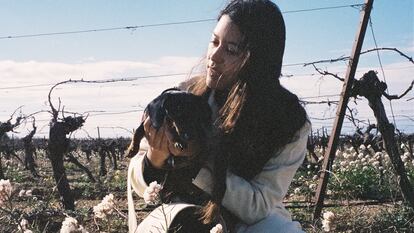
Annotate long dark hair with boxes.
[188,0,308,224]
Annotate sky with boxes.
[0,0,413,138]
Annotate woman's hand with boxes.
[143,116,169,168]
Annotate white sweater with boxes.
[127,123,311,227]
[127,88,311,231]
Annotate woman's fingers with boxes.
[143,117,168,151]
[154,122,168,151]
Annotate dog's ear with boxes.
[125,123,145,158]
[147,95,168,129]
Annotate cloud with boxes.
[404,43,414,52]
[0,56,201,138]
[0,59,166,84]
[1,57,413,137]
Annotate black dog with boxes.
[126,88,212,170]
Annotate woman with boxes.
[127,0,311,232]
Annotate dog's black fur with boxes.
[126,87,212,169]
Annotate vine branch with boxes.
[304,47,414,67]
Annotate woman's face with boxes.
[206,15,247,90]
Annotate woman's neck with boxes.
[209,88,228,107]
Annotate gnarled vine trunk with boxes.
[48,122,75,210]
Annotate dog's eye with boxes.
[183,132,191,140]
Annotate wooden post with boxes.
[312,0,374,221]
[97,126,101,139]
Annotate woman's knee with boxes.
[236,214,304,233]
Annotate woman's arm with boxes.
[128,152,149,197]
[127,118,172,197]
[193,121,311,224]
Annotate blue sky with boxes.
[1,0,413,138]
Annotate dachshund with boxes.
[126,88,212,169]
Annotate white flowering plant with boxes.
[92,193,126,232]
[143,181,163,205]
[289,143,414,201]
[287,141,414,232]
[60,216,88,233]
[93,193,115,219]
[0,179,12,205]
[0,179,37,232]
[321,211,336,232]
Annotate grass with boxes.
[0,147,413,232]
